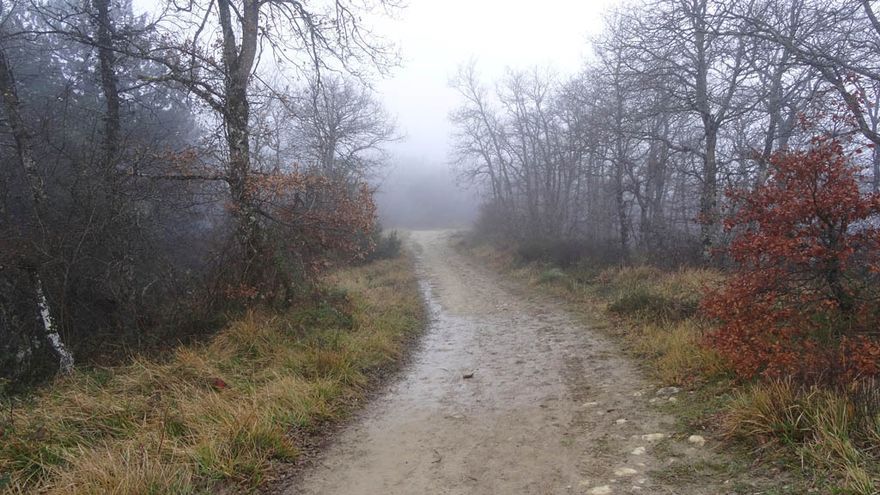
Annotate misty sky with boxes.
[374,0,620,163]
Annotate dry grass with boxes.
[725,380,880,494]
[0,256,424,494]
[459,236,879,493]
[589,266,728,385]
[628,320,728,386]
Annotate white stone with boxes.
[589,486,612,495]
[641,433,666,441]
[688,435,706,446]
[630,446,646,455]
[656,386,681,396]
[614,467,638,476]
[668,397,678,403]
[583,401,599,407]
[615,418,628,425]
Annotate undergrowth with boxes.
[458,233,879,494]
[0,256,424,494]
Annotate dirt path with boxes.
[284,230,732,495]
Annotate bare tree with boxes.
[735,0,880,192]
[141,0,398,272]
[450,62,517,233]
[0,0,398,385]
[281,74,397,183]
[0,0,74,374]
[618,0,756,258]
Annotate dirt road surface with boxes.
[285,230,738,495]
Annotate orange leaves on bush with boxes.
[704,137,880,384]
[251,171,377,268]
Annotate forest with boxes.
[0,0,399,387]
[452,0,880,263]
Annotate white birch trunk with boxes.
[33,275,74,374]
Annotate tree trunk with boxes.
[615,168,629,255]
[700,124,719,261]
[218,0,262,271]
[225,84,260,264]
[692,2,719,262]
[93,0,121,171]
[33,275,74,374]
[873,148,880,193]
[0,41,74,374]
[614,143,629,256]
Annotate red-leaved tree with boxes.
[704,137,880,383]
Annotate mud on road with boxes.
[284,230,744,495]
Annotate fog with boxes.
[375,158,478,229]
[369,0,620,228]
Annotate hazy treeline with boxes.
[0,0,398,386]
[376,158,479,230]
[451,0,880,265]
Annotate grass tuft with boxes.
[725,380,880,494]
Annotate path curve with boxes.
[285,230,725,495]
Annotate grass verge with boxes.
[458,235,879,494]
[0,256,425,494]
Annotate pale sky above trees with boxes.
[371,0,621,161]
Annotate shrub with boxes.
[366,229,403,262]
[517,238,623,268]
[608,288,697,321]
[704,137,880,384]
[473,201,515,241]
[0,256,424,493]
[629,320,728,385]
[599,266,719,322]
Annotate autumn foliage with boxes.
[219,171,377,305]
[704,137,880,384]
[254,171,377,267]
